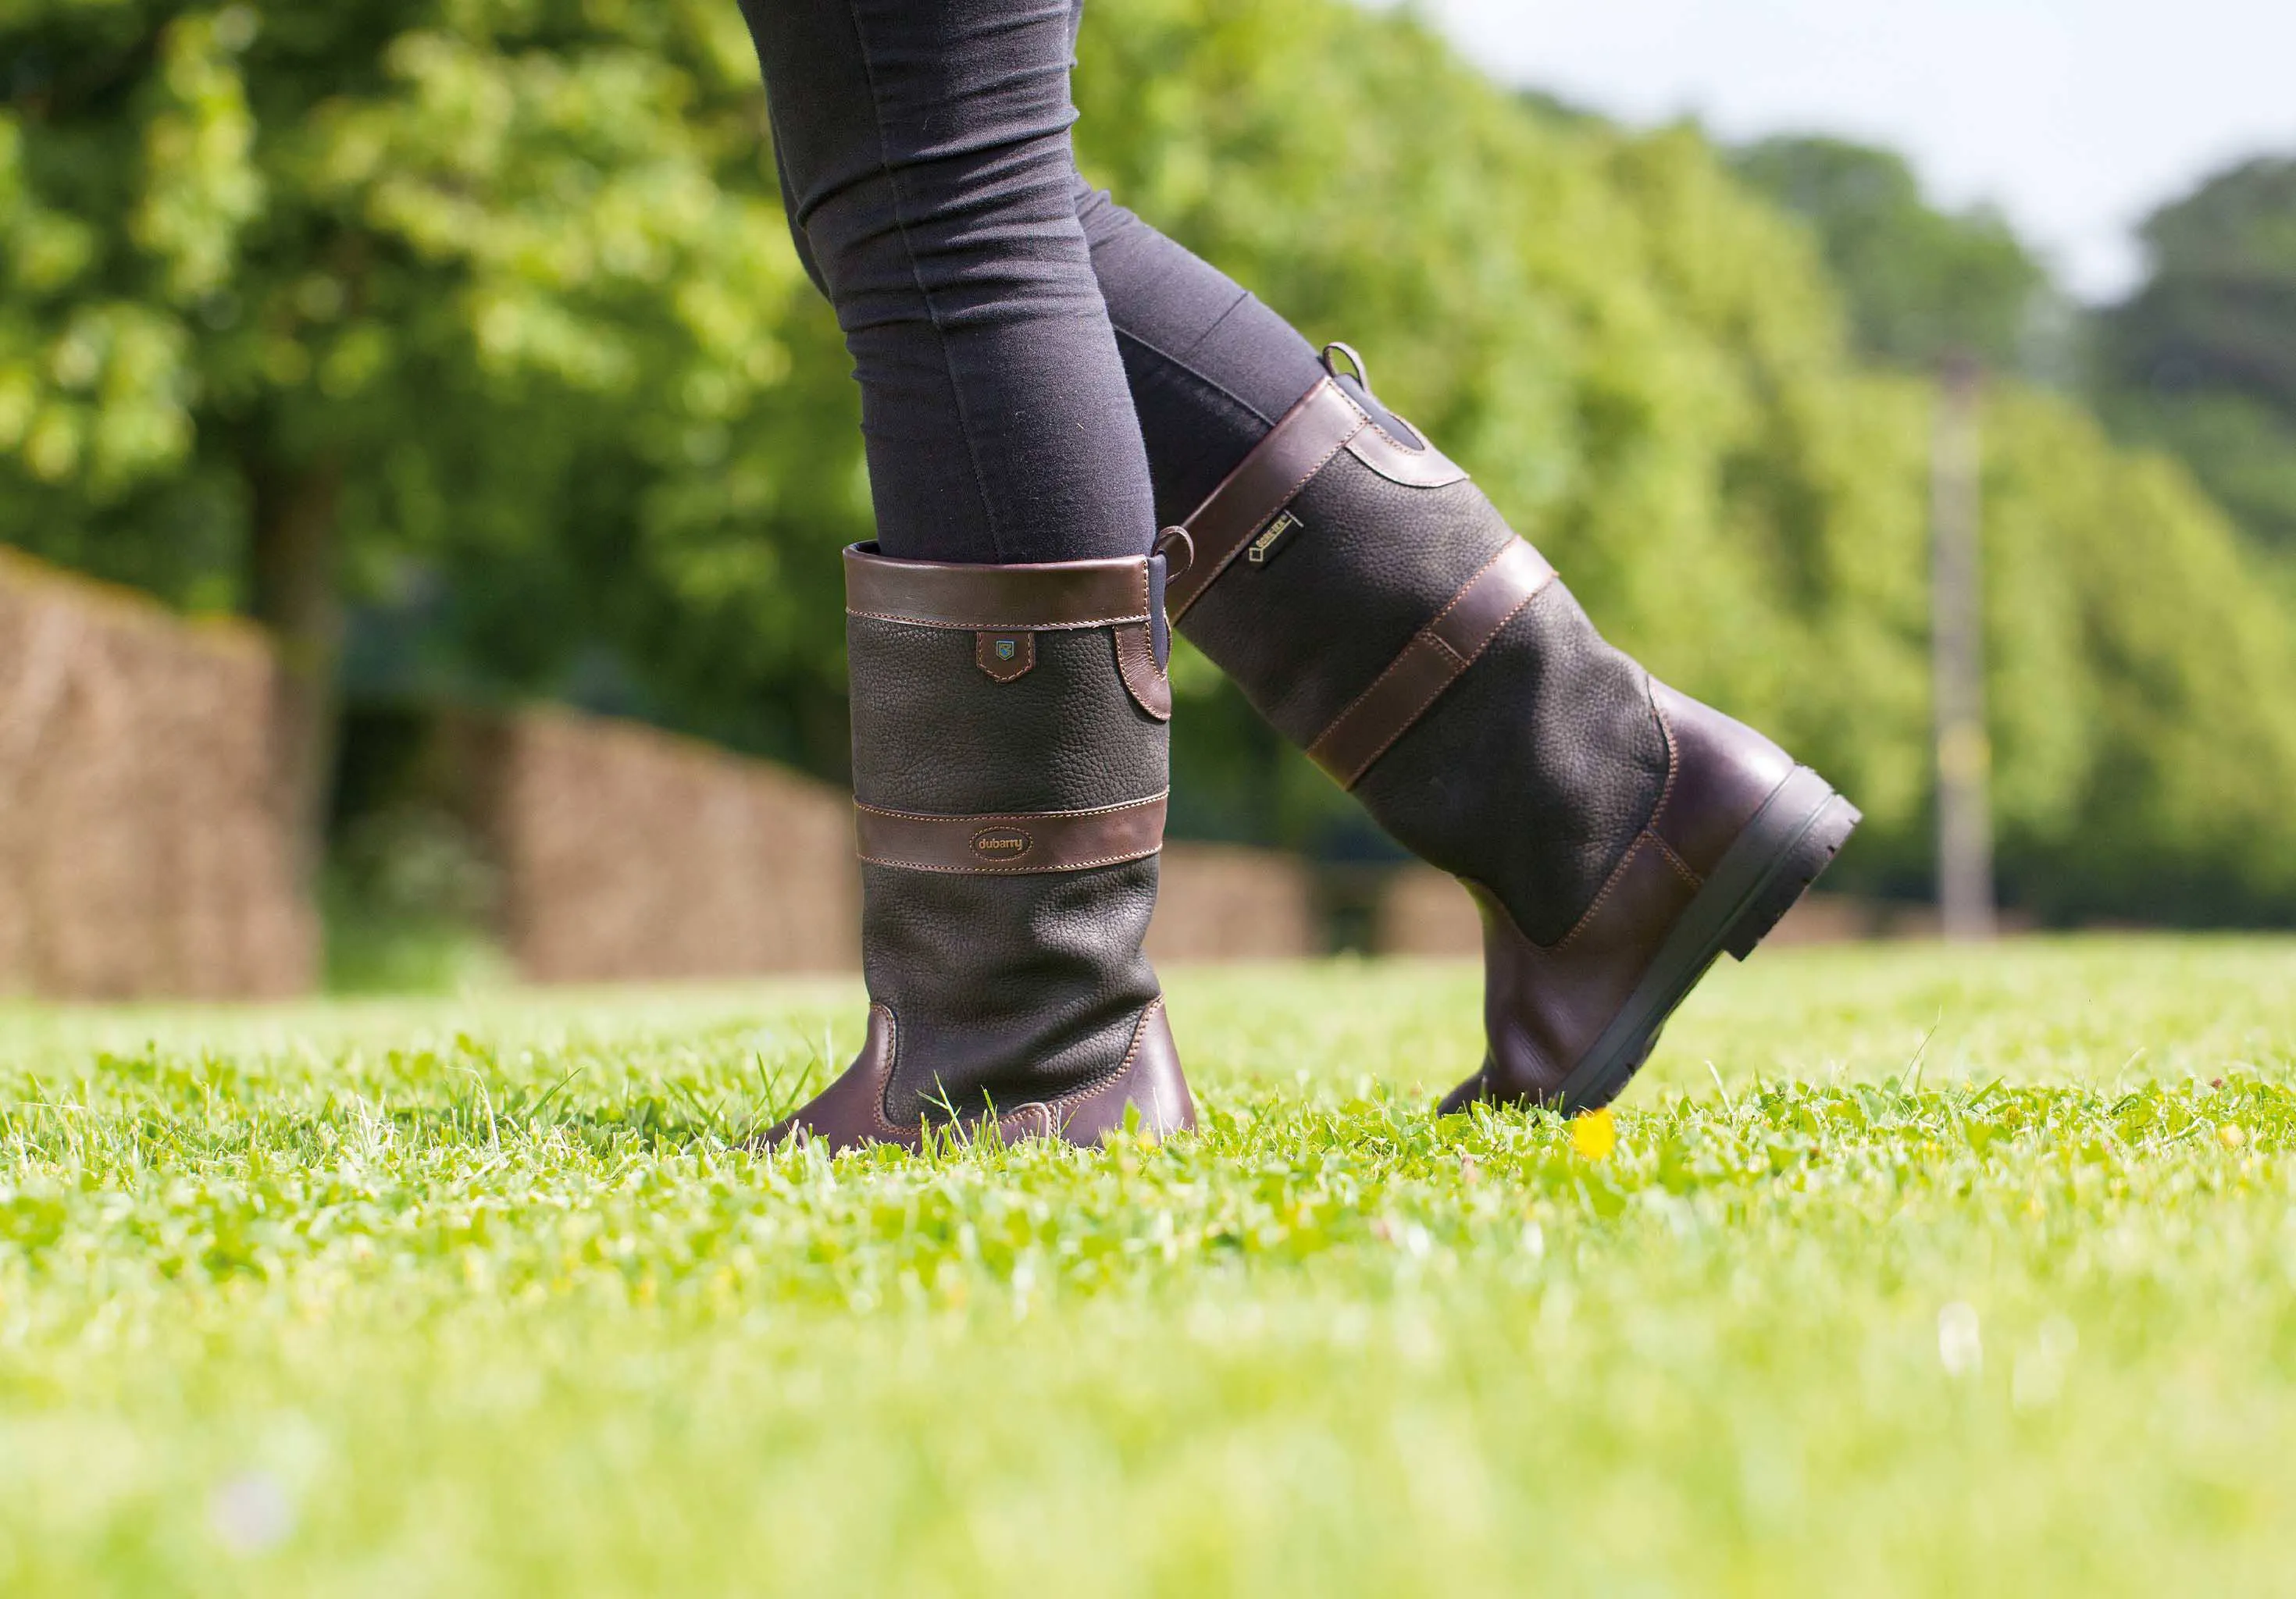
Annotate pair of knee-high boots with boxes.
[773,349,1860,1151]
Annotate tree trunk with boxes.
[248,454,344,893]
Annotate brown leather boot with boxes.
[766,545,1196,1152]
[1158,346,1859,1113]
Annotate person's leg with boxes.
[740,0,1190,1150]
[744,0,1152,564]
[1073,183,1859,1117]
[1071,179,1416,520]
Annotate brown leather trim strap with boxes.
[1111,623,1173,721]
[1164,380,1361,621]
[846,543,1151,630]
[1347,418,1470,489]
[1306,540,1556,789]
[855,792,1167,874]
[1162,376,1469,621]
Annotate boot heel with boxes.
[1722,784,1860,961]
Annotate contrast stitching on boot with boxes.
[1193,432,1354,603]
[1650,831,1703,891]
[1552,833,1649,953]
[867,1004,905,1137]
[846,608,1148,630]
[1266,438,1355,542]
[1308,543,1542,786]
[1112,624,1174,722]
[1647,683,1681,829]
[1131,559,1172,695]
[1254,381,1365,525]
[854,793,1165,824]
[855,849,1161,876]
[1322,374,1435,457]
[1546,685,1685,951]
[1318,637,1467,785]
[1359,417,1421,452]
[1178,429,1360,616]
[854,792,1168,874]
[1035,999,1165,1133]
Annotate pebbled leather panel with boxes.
[861,856,1165,1126]
[1306,540,1557,787]
[849,620,1167,815]
[976,631,1036,682]
[1112,621,1174,721]
[1181,461,1518,747]
[1349,582,1670,947]
[845,543,1153,629]
[855,792,1167,875]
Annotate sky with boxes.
[1414,0,2296,302]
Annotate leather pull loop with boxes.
[855,792,1168,874]
[1306,540,1556,789]
[1321,341,1371,389]
[1152,526,1195,577]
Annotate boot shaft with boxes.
[1162,369,1668,947]
[1159,347,1857,1113]
[843,545,1175,1126]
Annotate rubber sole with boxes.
[1554,766,1861,1111]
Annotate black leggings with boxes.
[740,0,1375,565]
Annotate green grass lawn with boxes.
[2,938,2294,1596]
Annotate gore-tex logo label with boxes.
[1246,511,1303,566]
[972,828,1032,862]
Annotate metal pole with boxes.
[1932,353,1995,940]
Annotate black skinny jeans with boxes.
[739,0,1389,565]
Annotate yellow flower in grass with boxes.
[1571,1106,1617,1163]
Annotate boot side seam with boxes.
[1549,679,1681,951]
[1650,832,1703,891]
[867,1003,908,1138]
[1647,678,1682,831]
[1640,680,1702,891]
[1550,834,1652,953]
[1031,997,1168,1131]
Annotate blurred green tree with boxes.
[5,0,2294,923]
[0,0,857,871]
[1075,2,2296,920]
[1730,135,2071,378]
[2098,156,2296,558]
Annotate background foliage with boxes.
[2096,157,2296,569]
[5,0,2294,923]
